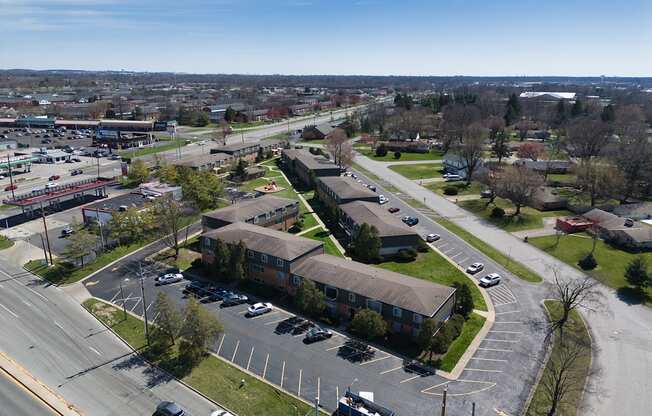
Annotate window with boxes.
[348,293,356,303]
[393,307,402,319]
[276,258,284,267]
[261,254,268,264]
[325,286,338,301]
[276,271,285,281]
[413,314,423,324]
[292,275,301,286]
[247,250,254,258]
[202,238,212,249]
[250,264,264,273]
[366,299,382,314]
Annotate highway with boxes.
[0,368,55,416]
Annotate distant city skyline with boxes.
[1,0,651,76]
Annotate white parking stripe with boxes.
[465,368,503,373]
[399,375,421,384]
[0,302,18,318]
[437,243,449,249]
[251,311,278,320]
[457,257,469,264]
[477,347,512,353]
[360,355,390,366]
[129,298,142,313]
[489,330,522,334]
[326,343,347,351]
[421,381,450,393]
[231,340,240,362]
[495,310,520,315]
[109,289,121,303]
[380,366,403,375]
[246,347,254,371]
[483,338,519,343]
[217,334,225,355]
[264,317,290,326]
[89,346,101,356]
[449,252,463,259]
[263,353,269,379]
[146,301,154,311]
[470,357,508,362]
[298,369,302,396]
[280,361,285,388]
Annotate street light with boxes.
[347,378,358,416]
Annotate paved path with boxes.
[355,153,652,416]
[382,159,443,165]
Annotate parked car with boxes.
[401,216,419,226]
[210,411,234,416]
[183,281,212,298]
[221,293,249,307]
[480,189,494,198]
[368,185,377,192]
[48,175,60,181]
[425,233,440,243]
[45,182,58,190]
[246,302,273,317]
[304,326,333,343]
[466,262,484,274]
[479,273,501,287]
[155,273,184,285]
[388,207,400,213]
[71,169,83,175]
[4,184,17,191]
[153,401,185,416]
[204,288,231,303]
[60,226,74,237]
[378,195,389,204]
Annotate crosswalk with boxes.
[487,285,517,306]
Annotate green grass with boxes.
[300,226,344,257]
[459,198,572,232]
[231,120,271,129]
[425,180,483,197]
[377,248,487,311]
[435,217,543,283]
[438,312,486,372]
[297,139,327,145]
[356,147,444,162]
[83,299,317,416]
[0,235,14,250]
[546,173,577,184]
[526,301,591,416]
[555,187,618,207]
[0,204,14,211]
[388,163,444,180]
[119,138,189,158]
[530,233,652,305]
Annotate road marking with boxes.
[54,321,64,330]
[280,361,285,388]
[231,340,240,362]
[470,357,508,362]
[262,353,269,379]
[237,310,248,315]
[89,346,101,356]
[421,381,450,393]
[251,311,279,320]
[217,334,225,355]
[443,249,455,255]
[317,377,320,402]
[0,302,18,318]
[264,317,289,326]
[495,310,520,315]
[246,347,254,371]
[477,347,512,353]
[489,330,522,334]
[85,280,98,286]
[484,338,519,343]
[152,312,160,322]
[360,355,390,366]
[380,366,403,375]
[336,386,339,406]
[109,290,120,303]
[146,301,154,311]
[423,380,497,397]
[23,285,48,301]
[399,375,421,384]
[449,252,462,259]
[465,368,503,373]
[298,369,302,396]
[21,299,32,307]
[326,343,347,351]
[437,243,449,249]
[129,298,142,313]
[494,321,522,324]
[457,257,469,264]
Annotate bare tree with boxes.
[441,104,482,153]
[474,167,501,207]
[153,195,184,258]
[485,115,505,142]
[564,117,611,161]
[325,127,353,169]
[516,118,533,141]
[454,122,486,185]
[576,162,624,207]
[548,271,602,342]
[496,165,544,215]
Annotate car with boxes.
[425,233,440,243]
[246,302,273,317]
[45,182,58,190]
[71,169,83,175]
[203,288,231,303]
[221,293,249,307]
[480,189,494,198]
[183,281,211,298]
[210,411,234,416]
[304,326,333,343]
[110,154,121,160]
[444,174,463,182]
[368,185,377,192]
[155,273,184,285]
[48,175,60,181]
[466,262,484,274]
[401,216,419,226]
[378,195,389,204]
[72,158,82,162]
[388,207,400,213]
[60,226,74,237]
[4,184,17,191]
[153,401,185,416]
[479,273,501,287]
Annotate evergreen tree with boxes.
[212,239,231,280]
[294,279,327,317]
[491,130,511,164]
[233,159,247,178]
[452,282,474,318]
[601,104,615,123]
[228,241,247,281]
[503,93,521,126]
[224,106,236,122]
[625,256,650,291]
[351,223,381,262]
[570,99,583,117]
[553,100,567,127]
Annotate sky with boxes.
[1,0,651,76]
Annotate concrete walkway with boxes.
[382,159,443,165]
[354,153,652,416]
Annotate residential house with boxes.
[289,103,312,116]
[202,194,300,232]
[301,123,337,141]
[315,176,379,211]
[513,159,574,174]
[173,152,234,172]
[281,148,341,186]
[531,187,568,211]
[442,153,481,179]
[581,208,652,250]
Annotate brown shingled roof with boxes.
[317,176,379,201]
[203,195,299,224]
[340,201,419,238]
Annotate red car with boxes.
[48,175,60,181]
[388,207,400,213]
[4,184,17,191]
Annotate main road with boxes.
[0,368,56,415]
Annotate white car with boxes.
[155,273,184,285]
[479,273,501,287]
[466,262,484,274]
[45,182,58,189]
[210,411,234,416]
[378,195,389,204]
[425,233,440,243]
[246,302,272,317]
[444,174,463,182]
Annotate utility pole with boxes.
[96,155,100,179]
[6,155,15,199]
[314,397,319,416]
[440,387,447,416]
[139,262,150,345]
[119,279,127,320]
[96,207,105,250]
[471,402,475,416]
[39,233,48,265]
[39,201,53,265]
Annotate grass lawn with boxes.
[152,237,201,271]
[459,198,572,232]
[555,187,618,207]
[83,299,317,416]
[120,138,189,158]
[231,120,271,129]
[435,217,543,283]
[0,236,14,250]
[530,233,652,305]
[438,313,486,372]
[388,163,444,180]
[297,139,327,145]
[356,147,444,162]
[546,173,577,184]
[300,227,343,257]
[425,180,483,197]
[377,248,487,311]
[526,300,591,416]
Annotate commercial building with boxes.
[82,192,152,225]
[202,195,300,231]
[34,149,70,164]
[139,181,183,201]
[316,176,379,211]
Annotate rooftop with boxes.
[340,201,418,237]
[317,176,378,201]
[294,149,339,171]
[203,194,299,224]
[83,192,150,212]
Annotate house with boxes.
[531,187,568,211]
[82,192,152,225]
[173,152,234,172]
[281,148,341,186]
[581,208,652,250]
[229,166,265,182]
[513,159,574,174]
[202,195,300,232]
[338,201,421,256]
[301,123,337,141]
[315,176,379,211]
[555,216,594,234]
[613,202,652,221]
[442,153,481,179]
[289,103,312,116]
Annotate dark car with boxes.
[304,326,333,343]
[388,207,400,213]
[204,288,231,302]
[4,184,17,191]
[71,169,83,175]
[183,281,212,298]
[402,216,419,226]
[221,293,249,307]
[153,401,184,416]
[48,175,60,181]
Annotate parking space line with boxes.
[457,257,469,264]
[494,321,522,324]
[217,334,225,355]
[231,340,240,362]
[465,368,503,373]
[246,347,254,371]
[152,312,160,323]
[264,317,290,326]
[470,357,508,362]
[146,301,154,311]
[298,369,302,396]
[449,252,462,259]
[326,343,347,351]
[336,386,339,407]
[495,310,520,315]
[109,289,120,303]
[443,249,455,255]
[251,311,279,320]
[380,366,403,375]
[317,377,320,403]
[477,347,512,353]
[237,310,248,315]
[129,298,142,313]
[263,353,269,379]
[437,243,449,249]
[360,355,390,366]
[421,381,450,394]
[489,330,522,334]
[399,375,421,384]
[280,361,285,389]
[484,338,519,343]
[88,346,101,356]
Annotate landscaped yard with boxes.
[530,233,652,305]
[120,137,189,158]
[438,312,486,372]
[300,226,344,257]
[425,180,483,197]
[355,147,444,162]
[459,198,572,232]
[555,187,618,207]
[546,173,577,184]
[83,299,317,416]
[0,235,14,250]
[151,236,201,271]
[526,300,591,416]
[377,248,487,311]
[388,163,443,180]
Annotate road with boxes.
[0,252,225,416]
[0,368,55,415]
[354,153,652,416]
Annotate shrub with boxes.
[417,239,429,253]
[443,186,459,196]
[578,253,598,270]
[396,248,417,261]
[490,207,505,218]
[447,314,465,339]
[393,151,401,159]
[375,144,388,157]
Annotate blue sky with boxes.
[1,0,651,76]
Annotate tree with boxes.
[515,119,532,141]
[491,130,511,164]
[570,99,583,117]
[157,162,179,184]
[375,143,388,157]
[350,223,381,262]
[61,228,97,267]
[517,142,545,161]
[504,93,521,126]
[151,292,182,348]
[416,319,438,361]
[474,168,500,207]
[109,206,155,244]
[233,159,247,178]
[212,239,231,280]
[153,195,184,258]
[625,256,650,292]
[349,309,387,341]
[179,298,223,366]
[564,117,610,161]
[325,128,353,169]
[442,104,481,154]
[497,165,544,216]
[552,100,567,128]
[127,159,149,184]
[600,104,615,122]
[294,279,327,317]
[180,169,224,211]
[548,271,602,343]
[452,282,474,318]
[228,241,247,282]
[576,162,624,207]
[255,147,265,162]
[224,106,236,122]
[485,115,505,142]
[453,122,485,185]
[612,126,652,202]
[193,111,209,127]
